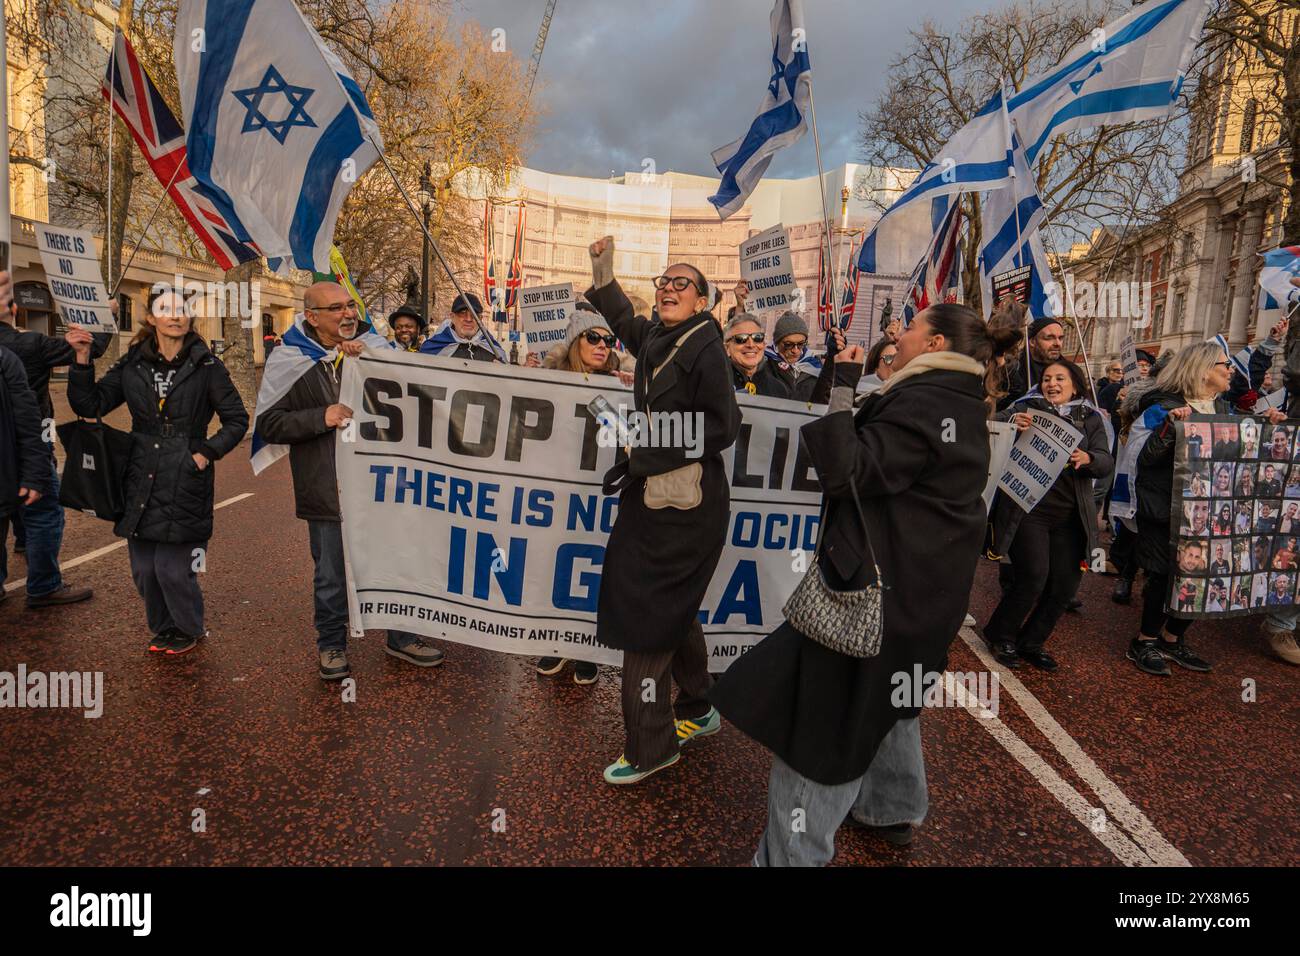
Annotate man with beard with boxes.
[999,317,1065,411]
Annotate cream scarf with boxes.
[878,349,985,394]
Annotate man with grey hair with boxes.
[257,281,447,680]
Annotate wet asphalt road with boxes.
[1,396,1297,866]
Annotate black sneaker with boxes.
[1019,648,1059,672]
[148,629,176,653]
[536,657,566,676]
[844,815,914,845]
[573,661,599,685]
[1066,598,1083,613]
[1127,639,1171,676]
[164,631,198,656]
[1159,638,1211,672]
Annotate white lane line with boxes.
[948,678,1156,866]
[3,493,255,593]
[958,627,1190,867]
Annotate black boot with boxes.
[1111,577,1133,605]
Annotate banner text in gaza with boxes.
[357,377,825,491]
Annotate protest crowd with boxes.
[2,0,1299,871]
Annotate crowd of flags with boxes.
[94,0,1291,371]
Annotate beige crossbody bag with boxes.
[641,321,707,510]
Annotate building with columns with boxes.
[476,162,913,351]
[1066,14,1293,374]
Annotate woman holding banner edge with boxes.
[584,235,742,786]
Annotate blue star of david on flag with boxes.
[232,65,317,144]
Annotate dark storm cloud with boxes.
[452,0,995,179]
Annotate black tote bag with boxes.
[57,419,133,522]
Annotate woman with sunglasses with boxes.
[532,306,631,685]
[724,314,795,398]
[1127,342,1287,676]
[855,338,898,397]
[584,237,742,785]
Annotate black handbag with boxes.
[56,418,133,521]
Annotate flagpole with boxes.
[370,143,492,340]
[109,160,186,298]
[106,31,117,291]
[0,3,11,278]
[999,80,1036,393]
[805,77,838,341]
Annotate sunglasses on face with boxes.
[728,332,765,345]
[778,338,807,352]
[653,275,703,294]
[582,331,617,348]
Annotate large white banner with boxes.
[336,350,823,672]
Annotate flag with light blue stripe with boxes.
[174,0,383,273]
[708,0,811,220]
[979,128,1059,320]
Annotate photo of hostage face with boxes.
[1178,541,1207,574]
[1183,501,1210,536]
[1269,426,1292,460]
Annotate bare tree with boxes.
[858,0,1185,310]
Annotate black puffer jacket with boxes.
[730,356,795,398]
[0,320,111,419]
[1,346,52,518]
[67,334,249,543]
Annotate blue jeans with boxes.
[754,716,928,867]
[306,519,420,654]
[20,457,64,597]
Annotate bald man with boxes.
[257,281,447,680]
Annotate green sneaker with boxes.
[676,706,721,746]
[602,751,680,785]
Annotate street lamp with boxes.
[417,161,434,323]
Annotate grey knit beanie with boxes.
[564,309,610,348]
[772,311,808,344]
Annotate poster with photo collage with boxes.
[1169,415,1300,618]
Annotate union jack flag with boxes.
[484,200,499,309]
[839,236,861,329]
[503,204,525,310]
[102,29,259,271]
[902,199,964,326]
[816,239,834,331]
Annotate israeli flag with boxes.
[1258,246,1300,311]
[979,127,1059,320]
[174,0,383,274]
[250,314,390,474]
[708,0,811,220]
[858,86,1013,278]
[1010,0,1212,165]
[419,319,509,363]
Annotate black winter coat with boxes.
[1,346,52,518]
[585,280,742,654]
[731,356,795,398]
[0,320,110,419]
[987,398,1114,561]
[1133,388,1233,576]
[255,343,346,522]
[711,367,991,785]
[67,334,249,543]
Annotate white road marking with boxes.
[3,493,254,593]
[957,627,1190,866]
[947,678,1157,866]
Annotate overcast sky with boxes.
[451,0,995,180]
